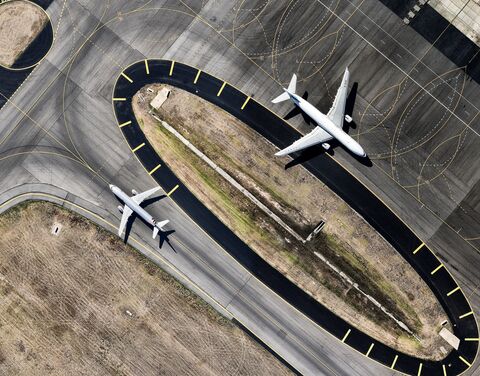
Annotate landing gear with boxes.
[117,205,124,213]
[344,115,353,123]
[132,189,138,195]
[322,143,331,151]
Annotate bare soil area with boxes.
[133,84,451,360]
[0,0,48,67]
[0,201,291,376]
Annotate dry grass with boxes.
[0,201,291,376]
[133,84,451,360]
[0,0,48,67]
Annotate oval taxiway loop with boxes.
[112,59,478,375]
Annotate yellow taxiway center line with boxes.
[241,96,251,110]
[417,362,423,376]
[169,61,175,76]
[121,72,133,83]
[217,81,227,96]
[443,364,447,376]
[118,120,132,128]
[194,69,201,84]
[431,263,444,275]
[447,286,460,296]
[113,97,126,101]
[412,242,425,254]
[167,184,179,197]
[459,311,474,319]
[464,338,479,341]
[341,329,351,343]
[148,164,161,175]
[390,355,398,369]
[459,356,471,367]
[131,143,145,153]
[145,59,150,75]
[366,343,374,357]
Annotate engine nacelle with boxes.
[132,189,138,195]
[322,143,331,150]
[344,114,353,123]
[117,205,124,213]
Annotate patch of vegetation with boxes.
[144,115,421,338]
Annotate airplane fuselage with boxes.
[110,185,157,226]
[289,92,366,157]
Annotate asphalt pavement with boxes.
[0,1,479,375]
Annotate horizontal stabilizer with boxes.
[272,91,290,103]
[157,219,169,229]
[153,226,159,239]
[153,219,169,239]
[272,74,297,103]
[287,73,297,94]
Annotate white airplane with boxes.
[272,68,366,158]
[110,184,169,239]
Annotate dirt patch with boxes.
[133,84,451,360]
[0,0,48,67]
[0,201,291,376]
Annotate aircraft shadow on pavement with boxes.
[283,83,372,168]
[114,193,178,251]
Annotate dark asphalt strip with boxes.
[113,60,478,375]
[377,1,480,84]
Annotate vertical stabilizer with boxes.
[287,73,297,94]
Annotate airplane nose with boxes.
[109,184,114,190]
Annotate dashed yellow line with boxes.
[341,329,351,343]
[390,355,398,369]
[447,286,460,296]
[443,364,447,376]
[217,81,227,96]
[431,263,444,275]
[464,337,479,341]
[459,311,474,319]
[121,72,133,83]
[113,97,126,101]
[412,242,425,254]
[366,343,374,357]
[131,143,145,152]
[167,184,179,197]
[118,120,131,128]
[169,60,175,76]
[241,96,251,110]
[417,362,423,376]
[194,69,201,84]
[148,164,161,175]
[459,356,471,367]
[145,59,150,75]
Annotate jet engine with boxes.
[344,115,353,123]
[117,205,123,213]
[322,143,331,150]
[132,189,138,195]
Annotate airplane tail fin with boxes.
[272,74,297,103]
[287,73,297,94]
[153,219,170,239]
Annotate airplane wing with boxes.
[131,186,161,205]
[275,127,333,156]
[118,205,133,236]
[327,68,350,129]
